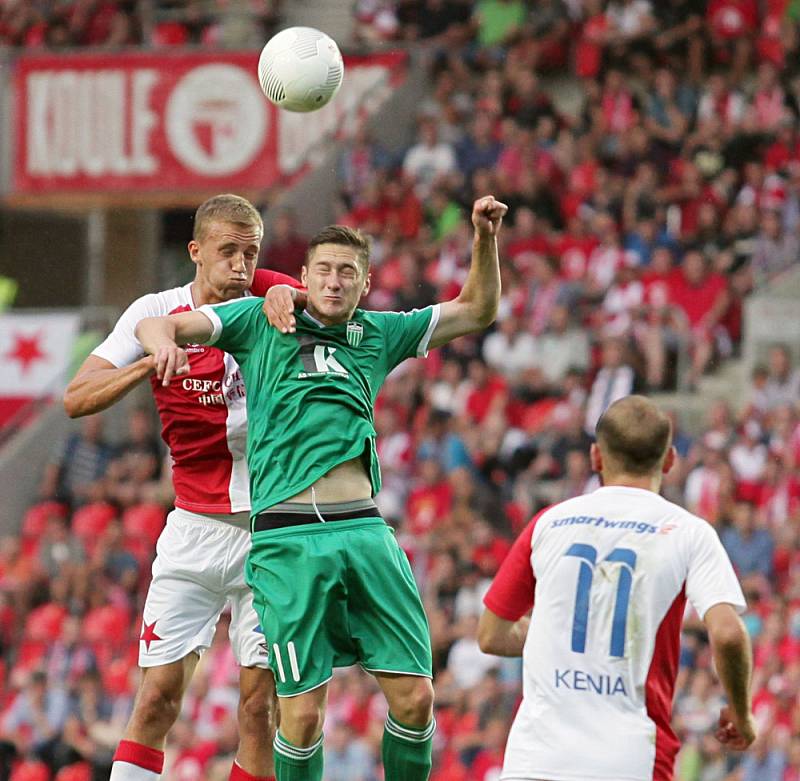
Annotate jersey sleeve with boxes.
[198,297,265,362]
[374,305,441,373]
[250,268,304,296]
[92,293,163,368]
[483,520,537,621]
[685,519,747,619]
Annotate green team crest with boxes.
[346,321,363,347]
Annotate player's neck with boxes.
[190,279,234,307]
[601,474,662,493]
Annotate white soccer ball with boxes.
[257,26,344,113]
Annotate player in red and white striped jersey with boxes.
[479,395,756,781]
[64,195,303,781]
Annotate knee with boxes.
[281,701,324,747]
[238,682,277,733]
[135,680,183,728]
[391,679,434,727]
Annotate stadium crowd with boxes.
[2,0,800,779]
[0,0,282,49]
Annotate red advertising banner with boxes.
[12,50,405,196]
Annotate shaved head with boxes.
[595,396,672,476]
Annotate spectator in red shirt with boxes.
[406,458,454,536]
[505,207,552,275]
[706,0,759,81]
[257,208,307,277]
[669,249,730,389]
[464,360,507,425]
[575,0,609,79]
[555,215,599,283]
[697,71,746,137]
[751,61,791,133]
[599,67,639,136]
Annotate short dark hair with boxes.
[595,395,672,475]
[193,194,263,242]
[305,225,371,275]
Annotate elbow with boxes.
[62,387,84,418]
[133,318,149,343]
[477,617,500,655]
[710,619,748,654]
[477,305,499,330]
[477,630,496,655]
[463,299,500,332]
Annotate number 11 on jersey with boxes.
[565,543,637,658]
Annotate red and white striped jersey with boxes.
[484,485,745,781]
[93,270,299,514]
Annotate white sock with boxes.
[109,762,160,781]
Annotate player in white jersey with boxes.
[478,395,756,781]
[64,195,303,781]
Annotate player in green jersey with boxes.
[135,195,507,781]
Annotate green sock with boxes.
[382,714,435,781]
[272,732,323,781]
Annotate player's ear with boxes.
[361,270,371,298]
[300,264,308,286]
[589,443,602,473]
[662,445,677,475]
[188,240,201,267]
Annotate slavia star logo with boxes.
[6,332,46,374]
[140,620,162,651]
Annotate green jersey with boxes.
[201,299,440,516]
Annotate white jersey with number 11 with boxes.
[484,485,745,781]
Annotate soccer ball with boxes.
[257,27,344,113]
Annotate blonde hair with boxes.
[193,194,263,242]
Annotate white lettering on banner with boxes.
[27,69,158,177]
[165,64,267,176]
[278,66,390,173]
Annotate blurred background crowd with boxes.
[2,0,800,780]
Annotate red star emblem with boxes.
[140,620,162,651]
[5,332,46,374]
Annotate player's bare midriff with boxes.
[283,456,372,504]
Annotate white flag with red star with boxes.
[0,313,80,397]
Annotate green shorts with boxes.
[245,508,433,697]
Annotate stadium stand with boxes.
[2,0,800,779]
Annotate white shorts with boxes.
[138,507,269,669]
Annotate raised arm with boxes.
[135,311,215,386]
[704,603,756,751]
[64,355,155,418]
[428,195,507,350]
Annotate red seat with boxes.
[54,764,91,781]
[122,503,166,546]
[152,21,189,46]
[10,760,50,781]
[22,502,67,538]
[24,603,67,641]
[72,502,117,541]
[123,534,155,570]
[16,640,46,667]
[82,605,130,649]
[103,657,135,697]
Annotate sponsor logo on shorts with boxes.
[254,624,269,656]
